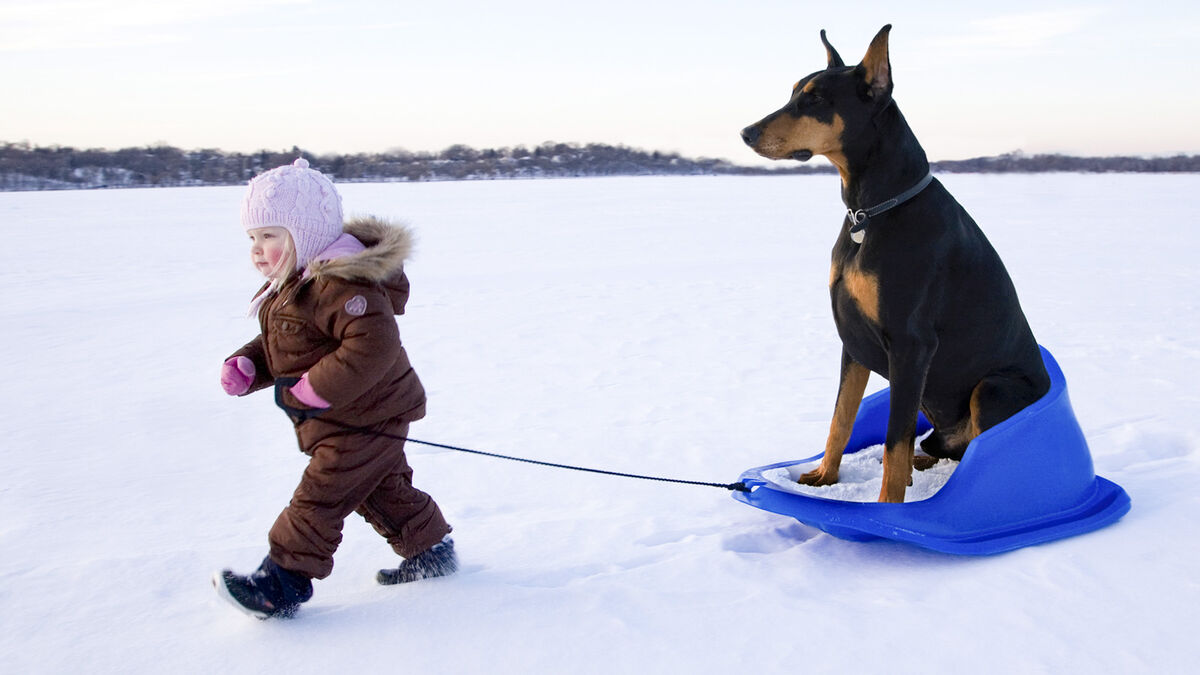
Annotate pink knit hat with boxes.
[241,157,343,271]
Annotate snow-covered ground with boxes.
[1,173,1197,673]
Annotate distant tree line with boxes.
[2,141,1197,191]
[0,141,818,191]
[931,151,1200,174]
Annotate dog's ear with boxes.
[820,29,844,68]
[858,24,893,102]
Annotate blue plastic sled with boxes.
[733,347,1130,555]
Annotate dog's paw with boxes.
[913,454,938,471]
[797,467,839,486]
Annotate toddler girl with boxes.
[214,158,456,619]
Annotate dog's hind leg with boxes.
[912,372,1035,470]
[800,350,870,487]
[917,427,966,463]
[970,371,1046,434]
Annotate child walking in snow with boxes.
[214,158,456,619]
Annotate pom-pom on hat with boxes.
[241,157,344,271]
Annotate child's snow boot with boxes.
[376,536,458,585]
[213,556,313,619]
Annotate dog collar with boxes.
[846,172,934,244]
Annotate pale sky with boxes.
[3,0,1198,165]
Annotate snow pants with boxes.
[268,418,452,580]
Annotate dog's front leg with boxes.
[801,349,870,487]
[880,338,936,503]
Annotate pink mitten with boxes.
[220,356,255,396]
[290,372,331,409]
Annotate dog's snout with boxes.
[740,125,761,147]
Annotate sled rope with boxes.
[319,418,749,492]
[274,380,750,492]
[369,422,749,492]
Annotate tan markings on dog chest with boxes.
[842,267,881,323]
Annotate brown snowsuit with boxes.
[230,217,451,579]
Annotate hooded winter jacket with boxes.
[231,217,426,433]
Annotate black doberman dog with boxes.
[740,25,1050,502]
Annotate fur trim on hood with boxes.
[307,216,414,284]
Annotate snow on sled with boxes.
[733,347,1131,555]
